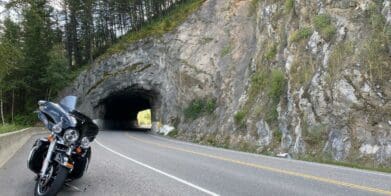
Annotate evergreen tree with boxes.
[21,0,54,105]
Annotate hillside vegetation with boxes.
[0,0,204,132]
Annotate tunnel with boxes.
[97,87,160,130]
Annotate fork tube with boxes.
[40,138,57,176]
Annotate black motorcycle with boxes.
[27,96,99,196]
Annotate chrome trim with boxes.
[40,138,56,177]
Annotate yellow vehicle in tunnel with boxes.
[137,109,152,128]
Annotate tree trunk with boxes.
[47,88,51,101]
[0,89,5,126]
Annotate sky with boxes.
[0,0,63,20]
[0,0,63,32]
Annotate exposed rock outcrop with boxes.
[64,0,391,167]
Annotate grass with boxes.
[101,0,205,59]
[199,37,214,45]
[167,129,179,138]
[362,31,391,85]
[264,44,277,61]
[236,69,286,128]
[289,27,312,43]
[236,140,257,153]
[183,98,217,120]
[327,41,354,85]
[221,43,233,57]
[284,0,294,13]
[233,69,286,131]
[313,14,336,41]
[248,0,260,16]
[171,131,391,173]
[302,120,327,146]
[301,155,391,173]
[290,55,316,88]
[360,4,391,85]
[0,124,25,134]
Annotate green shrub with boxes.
[273,129,282,143]
[284,0,294,13]
[167,129,178,138]
[268,69,286,103]
[255,70,285,124]
[239,69,286,126]
[184,99,204,119]
[289,27,312,42]
[234,111,246,126]
[205,99,217,114]
[14,113,37,125]
[249,69,267,98]
[264,44,277,61]
[265,107,279,124]
[184,98,217,120]
[313,14,336,41]
[249,0,260,16]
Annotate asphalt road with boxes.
[0,130,390,196]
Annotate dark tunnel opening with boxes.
[99,88,160,130]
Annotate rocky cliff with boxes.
[65,0,391,167]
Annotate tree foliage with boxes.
[0,0,193,125]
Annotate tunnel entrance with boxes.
[98,87,160,130]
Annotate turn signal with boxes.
[47,134,54,142]
[75,147,82,154]
[65,162,74,169]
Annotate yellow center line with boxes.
[127,134,391,195]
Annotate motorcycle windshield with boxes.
[59,96,78,112]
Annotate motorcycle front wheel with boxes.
[34,163,69,196]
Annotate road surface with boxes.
[0,130,390,195]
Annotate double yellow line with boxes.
[127,134,391,195]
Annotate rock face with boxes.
[64,0,391,167]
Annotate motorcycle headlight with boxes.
[80,137,90,148]
[52,121,62,133]
[64,129,79,143]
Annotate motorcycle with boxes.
[27,96,99,196]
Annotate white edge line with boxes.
[95,140,219,196]
[0,127,31,137]
[148,134,391,178]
